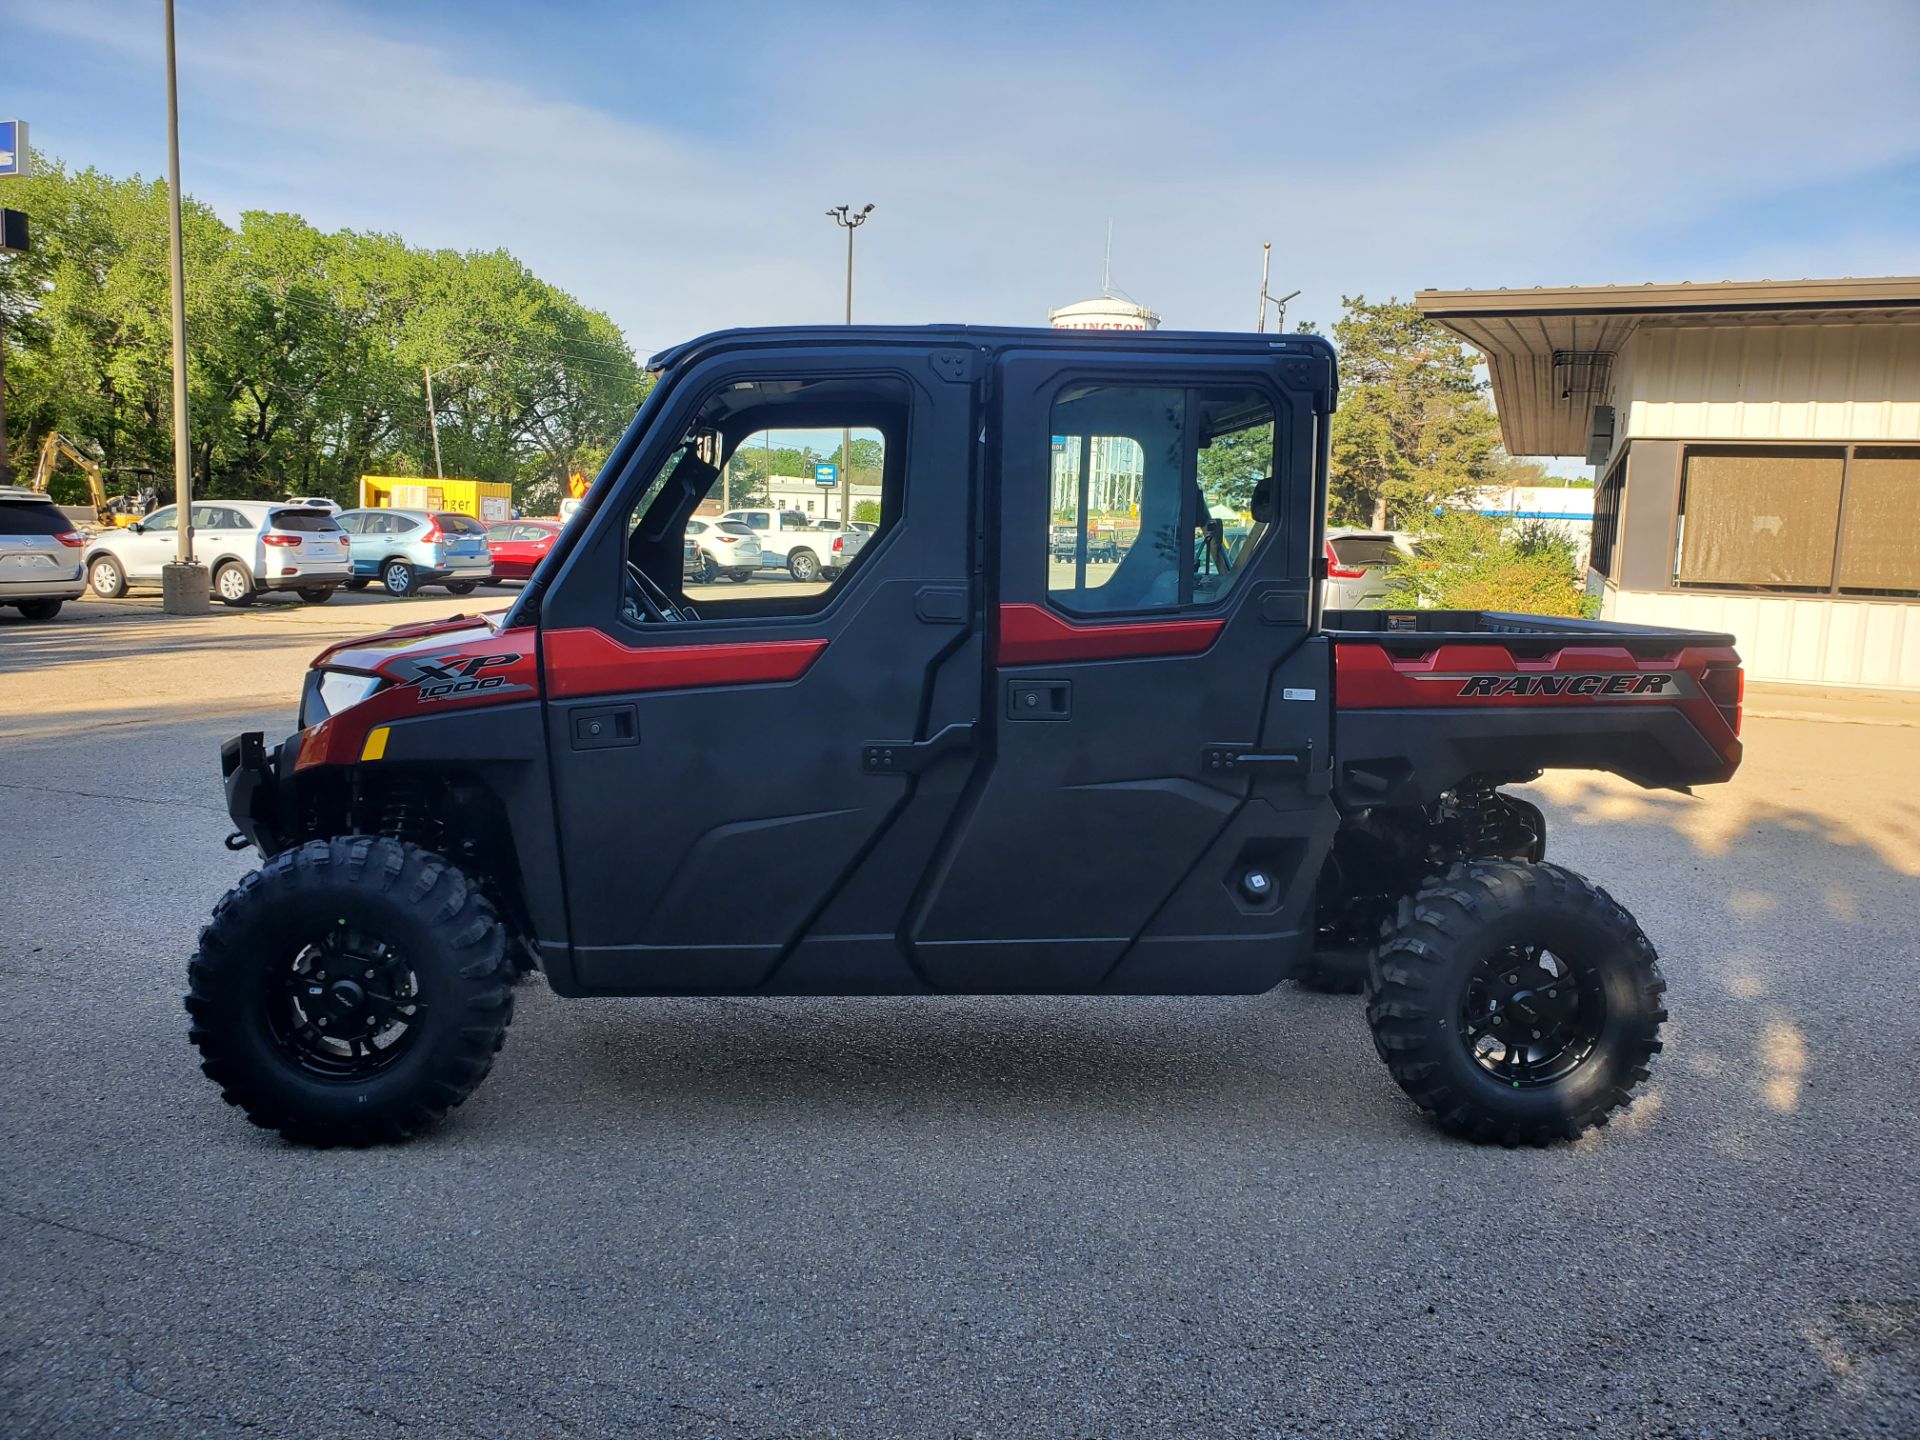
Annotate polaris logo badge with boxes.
[407,653,528,702]
[1446,672,1695,699]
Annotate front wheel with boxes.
[185,837,516,1146]
[1366,860,1666,1146]
[381,560,417,597]
[88,556,128,599]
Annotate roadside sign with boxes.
[0,121,28,179]
[814,463,838,485]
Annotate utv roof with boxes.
[646,323,1336,375]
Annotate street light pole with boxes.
[423,360,473,483]
[160,0,207,612]
[826,203,873,526]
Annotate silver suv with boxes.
[0,487,87,621]
[85,500,352,606]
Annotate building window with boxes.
[1836,448,1920,597]
[1589,455,1625,580]
[1675,447,1844,592]
[1672,444,1919,600]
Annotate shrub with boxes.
[1384,511,1595,618]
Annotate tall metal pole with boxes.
[826,204,873,527]
[1256,243,1272,332]
[161,0,206,611]
[425,365,443,481]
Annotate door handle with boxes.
[570,704,638,750]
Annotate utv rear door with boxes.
[535,343,983,995]
[908,342,1338,993]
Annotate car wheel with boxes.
[214,561,257,607]
[15,599,64,621]
[88,556,128,599]
[297,587,336,605]
[343,578,371,592]
[1366,860,1666,1146]
[185,836,516,1147]
[446,581,478,595]
[788,549,820,583]
[726,569,753,584]
[381,560,417,597]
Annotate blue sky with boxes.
[3,0,1918,362]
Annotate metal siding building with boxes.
[1417,277,1920,691]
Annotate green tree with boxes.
[1384,511,1595,618]
[851,498,880,524]
[1328,296,1503,528]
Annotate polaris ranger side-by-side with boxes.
[193,325,1744,1147]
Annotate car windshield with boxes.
[269,509,341,532]
[435,513,488,535]
[0,501,73,536]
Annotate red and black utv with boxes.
[192,325,1744,1147]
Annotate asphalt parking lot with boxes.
[2,593,1916,1438]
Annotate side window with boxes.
[1046,385,1275,614]
[620,376,905,625]
[143,507,178,533]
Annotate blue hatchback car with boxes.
[335,509,495,596]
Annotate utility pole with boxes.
[160,0,207,613]
[826,203,873,526]
[1255,243,1271,331]
[424,360,472,483]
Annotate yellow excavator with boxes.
[27,432,151,527]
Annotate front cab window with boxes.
[619,375,905,626]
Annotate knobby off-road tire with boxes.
[1366,860,1665,1146]
[186,837,515,1147]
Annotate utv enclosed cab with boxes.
[197,324,1742,1149]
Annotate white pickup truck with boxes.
[720,508,870,582]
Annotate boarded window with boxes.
[1836,448,1920,596]
[1676,449,1843,590]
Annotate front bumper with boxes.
[222,731,286,853]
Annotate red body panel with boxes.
[1334,640,1744,766]
[995,602,1225,666]
[542,628,828,700]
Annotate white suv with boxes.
[0,487,88,621]
[85,501,353,606]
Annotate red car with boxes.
[484,519,562,584]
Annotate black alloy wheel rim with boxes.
[267,924,426,1078]
[1460,942,1605,1088]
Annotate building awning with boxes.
[1415,276,1920,457]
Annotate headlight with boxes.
[300,669,384,727]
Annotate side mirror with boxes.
[128,522,145,534]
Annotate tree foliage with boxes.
[1327,296,1505,528]
[1384,512,1596,618]
[1,156,647,505]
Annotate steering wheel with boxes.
[624,560,697,624]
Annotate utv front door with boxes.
[536,345,983,995]
[909,344,1338,994]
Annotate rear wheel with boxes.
[185,837,516,1147]
[381,560,417,597]
[446,581,478,595]
[1366,860,1665,1146]
[343,578,371,592]
[297,587,335,605]
[214,561,256,607]
[726,569,753,584]
[788,549,820,582]
[15,599,64,621]
[88,556,128,599]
